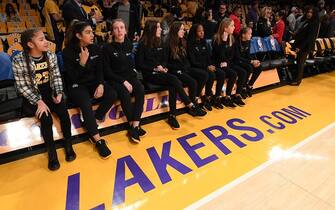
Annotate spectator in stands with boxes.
[188,24,225,110]
[319,14,332,38]
[330,10,335,37]
[292,6,320,86]
[233,27,261,98]
[62,21,117,158]
[287,6,298,34]
[12,28,76,171]
[103,19,145,143]
[5,3,21,22]
[213,2,228,24]
[273,10,286,44]
[43,0,64,52]
[212,18,245,107]
[230,6,242,37]
[154,4,164,17]
[167,22,208,113]
[110,0,141,41]
[202,9,217,40]
[161,13,175,44]
[62,0,102,27]
[136,20,206,129]
[318,0,327,18]
[256,6,273,37]
[247,1,259,31]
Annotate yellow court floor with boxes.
[0,72,335,210]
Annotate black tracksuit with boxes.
[167,45,208,102]
[212,40,246,95]
[233,39,262,87]
[62,44,117,136]
[135,42,192,115]
[188,39,225,97]
[293,17,320,83]
[103,39,144,122]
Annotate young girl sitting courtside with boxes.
[62,21,117,159]
[12,28,76,171]
[103,19,146,143]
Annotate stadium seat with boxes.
[0,22,7,33]
[7,21,26,33]
[6,33,21,47]
[7,42,23,57]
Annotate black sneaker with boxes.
[128,127,141,143]
[138,126,147,137]
[246,86,253,97]
[221,96,236,108]
[48,150,60,171]
[241,89,248,99]
[203,98,212,111]
[188,104,207,117]
[201,96,212,111]
[95,139,111,159]
[213,96,223,109]
[232,95,246,106]
[64,139,76,162]
[168,115,180,130]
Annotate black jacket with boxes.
[103,39,137,83]
[62,44,104,87]
[135,42,168,76]
[256,17,272,38]
[167,48,191,73]
[188,39,213,69]
[62,0,94,27]
[232,39,252,65]
[110,2,141,40]
[212,40,234,67]
[294,18,320,52]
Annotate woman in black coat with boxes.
[292,6,320,85]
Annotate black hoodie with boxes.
[62,44,104,87]
[103,39,137,84]
[188,39,213,69]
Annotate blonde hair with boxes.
[260,6,271,18]
[214,18,234,46]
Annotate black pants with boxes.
[296,51,309,84]
[110,77,145,122]
[144,72,192,115]
[172,68,208,102]
[67,83,117,136]
[235,62,262,87]
[22,93,71,152]
[231,64,248,94]
[206,68,225,97]
[187,67,208,98]
[219,67,237,96]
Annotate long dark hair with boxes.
[140,20,161,48]
[187,23,203,45]
[21,28,51,85]
[169,21,187,60]
[64,20,91,48]
[302,5,320,23]
[5,3,16,17]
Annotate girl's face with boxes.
[242,29,252,41]
[225,21,235,35]
[156,22,162,38]
[112,21,127,41]
[77,26,94,46]
[306,9,313,19]
[177,24,185,39]
[196,25,204,39]
[28,30,49,52]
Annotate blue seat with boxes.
[0,52,13,81]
